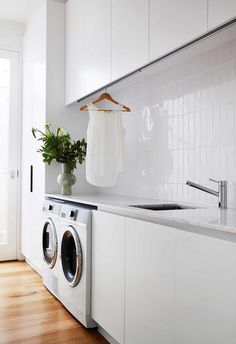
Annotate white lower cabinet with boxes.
[125,218,176,344]
[92,212,236,344]
[92,211,125,344]
[28,193,45,273]
[176,230,236,344]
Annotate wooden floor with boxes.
[0,261,108,344]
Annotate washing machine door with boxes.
[61,226,83,287]
[42,218,58,268]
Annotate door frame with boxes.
[0,47,22,261]
[16,50,22,261]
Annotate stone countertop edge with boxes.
[45,193,236,238]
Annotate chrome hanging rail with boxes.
[77,17,236,103]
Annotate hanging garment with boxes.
[86,103,125,187]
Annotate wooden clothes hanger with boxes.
[80,92,131,112]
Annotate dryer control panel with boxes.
[61,208,78,221]
[43,200,61,216]
[60,204,93,226]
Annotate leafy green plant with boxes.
[32,124,87,171]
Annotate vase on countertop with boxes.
[57,163,76,195]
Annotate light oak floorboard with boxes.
[0,261,108,344]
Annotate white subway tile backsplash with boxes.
[193,148,201,182]
[200,147,207,184]
[194,112,201,148]
[188,113,195,149]
[183,114,188,149]
[200,110,207,147]
[212,106,220,146]
[205,108,213,147]
[101,37,236,208]
[220,104,235,145]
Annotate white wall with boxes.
[0,19,24,51]
[100,37,236,208]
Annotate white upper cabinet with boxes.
[84,0,111,95]
[65,0,85,105]
[111,0,149,80]
[150,0,207,60]
[65,0,212,101]
[208,0,236,29]
[125,218,176,344]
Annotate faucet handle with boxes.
[209,178,227,186]
[209,178,219,184]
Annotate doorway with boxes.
[0,49,20,261]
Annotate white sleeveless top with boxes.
[86,104,125,187]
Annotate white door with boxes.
[0,50,20,261]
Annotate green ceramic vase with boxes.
[57,163,76,195]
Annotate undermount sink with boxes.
[129,203,195,211]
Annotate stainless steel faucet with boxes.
[186,178,227,209]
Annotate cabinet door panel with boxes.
[150,0,207,60]
[112,0,149,80]
[85,0,111,95]
[21,16,46,274]
[21,91,33,259]
[92,211,125,344]
[208,0,236,29]
[65,0,85,104]
[125,218,175,344]
[176,230,236,344]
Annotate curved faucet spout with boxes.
[186,179,227,208]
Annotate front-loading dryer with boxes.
[42,199,62,298]
[59,203,96,328]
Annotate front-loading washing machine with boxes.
[42,199,62,298]
[59,203,96,328]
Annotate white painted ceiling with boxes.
[0,0,43,24]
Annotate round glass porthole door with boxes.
[42,219,58,268]
[61,226,83,287]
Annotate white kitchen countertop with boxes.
[46,193,236,237]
